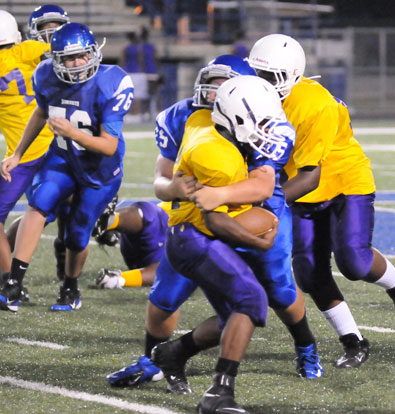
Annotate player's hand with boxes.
[1,154,21,182]
[47,117,74,138]
[257,217,279,251]
[170,170,199,200]
[191,185,225,212]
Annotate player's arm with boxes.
[191,165,275,211]
[153,154,198,201]
[282,165,321,204]
[47,118,118,156]
[1,106,47,182]
[204,210,278,252]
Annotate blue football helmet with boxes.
[51,23,102,84]
[193,54,256,108]
[28,4,70,43]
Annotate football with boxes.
[233,206,277,237]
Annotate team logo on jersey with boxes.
[61,99,80,107]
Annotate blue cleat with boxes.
[295,344,324,378]
[107,355,164,387]
[0,279,21,312]
[51,287,81,311]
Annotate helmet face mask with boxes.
[28,5,70,43]
[249,34,306,99]
[51,23,102,84]
[212,75,288,160]
[193,54,256,108]
[0,10,22,46]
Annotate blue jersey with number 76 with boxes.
[32,59,134,187]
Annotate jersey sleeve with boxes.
[97,66,134,139]
[155,98,195,161]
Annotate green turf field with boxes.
[0,122,394,414]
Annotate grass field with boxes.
[0,121,394,414]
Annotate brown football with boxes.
[233,207,277,237]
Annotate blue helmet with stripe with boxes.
[193,54,256,108]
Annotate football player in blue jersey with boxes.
[0,7,70,301]
[107,55,322,392]
[0,22,134,312]
[3,5,71,286]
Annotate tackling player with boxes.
[107,55,323,393]
[156,75,283,414]
[248,33,395,367]
[0,22,134,312]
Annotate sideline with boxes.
[0,376,182,414]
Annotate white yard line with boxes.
[6,338,69,350]
[358,326,395,334]
[0,376,182,414]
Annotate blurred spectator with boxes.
[231,29,248,58]
[119,31,147,122]
[140,26,162,121]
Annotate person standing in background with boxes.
[140,26,162,121]
[120,31,147,123]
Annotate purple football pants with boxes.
[166,222,268,329]
[291,193,375,295]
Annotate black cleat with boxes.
[0,272,10,288]
[0,279,22,312]
[53,237,66,281]
[20,285,29,303]
[335,334,369,368]
[197,374,248,414]
[92,194,118,239]
[50,286,81,311]
[151,341,192,394]
[386,286,395,305]
[95,230,120,247]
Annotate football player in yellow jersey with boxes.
[152,76,286,414]
[0,10,53,284]
[248,34,395,368]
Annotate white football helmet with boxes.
[0,10,22,46]
[212,75,288,160]
[248,34,305,99]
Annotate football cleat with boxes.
[20,285,29,303]
[335,334,369,368]
[386,286,395,305]
[0,272,10,288]
[51,286,81,311]
[0,279,22,312]
[92,194,118,239]
[96,268,125,289]
[53,237,66,281]
[197,373,248,414]
[151,341,192,394]
[107,355,164,387]
[95,230,120,247]
[295,344,324,378]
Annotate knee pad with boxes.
[334,246,373,281]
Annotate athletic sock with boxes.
[121,269,143,287]
[107,212,119,231]
[322,301,363,340]
[145,331,169,358]
[10,258,29,283]
[285,313,316,347]
[374,258,395,290]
